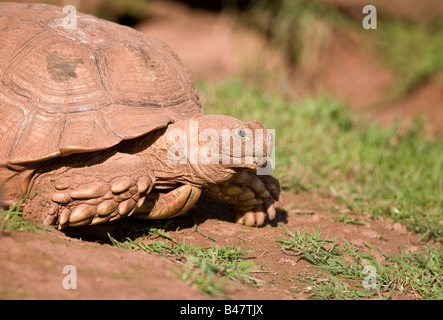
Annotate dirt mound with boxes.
[0,228,205,299]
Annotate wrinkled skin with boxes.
[204,172,280,226]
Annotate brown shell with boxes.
[0,2,203,166]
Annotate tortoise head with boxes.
[163,114,273,184]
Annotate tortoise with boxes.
[0,2,280,230]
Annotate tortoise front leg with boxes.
[204,171,281,226]
[23,151,155,229]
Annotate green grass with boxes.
[108,228,262,296]
[197,78,443,242]
[278,225,443,299]
[0,203,48,234]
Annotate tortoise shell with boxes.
[0,2,203,166]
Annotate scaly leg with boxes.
[23,151,154,229]
[204,171,280,226]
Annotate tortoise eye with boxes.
[235,129,247,138]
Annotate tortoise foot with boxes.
[204,171,280,226]
[23,151,155,229]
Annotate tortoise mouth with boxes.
[228,155,269,169]
[229,153,266,163]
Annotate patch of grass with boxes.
[278,226,443,299]
[197,78,443,242]
[278,225,339,265]
[108,228,262,296]
[0,203,47,234]
[336,214,369,226]
[0,288,29,299]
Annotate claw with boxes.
[46,203,59,216]
[58,208,71,229]
[249,175,266,194]
[91,215,112,225]
[263,198,276,220]
[254,205,266,226]
[238,187,255,201]
[243,198,262,206]
[69,204,96,226]
[223,184,243,196]
[234,171,252,184]
[113,191,132,202]
[54,177,71,190]
[51,192,71,204]
[137,176,152,194]
[111,177,134,194]
[243,211,256,226]
[118,199,136,217]
[97,200,118,217]
[268,183,280,201]
[43,215,56,225]
[234,210,244,224]
[135,196,146,209]
[70,182,108,199]
[258,190,271,199]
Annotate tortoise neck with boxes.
[128,119,237,188]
